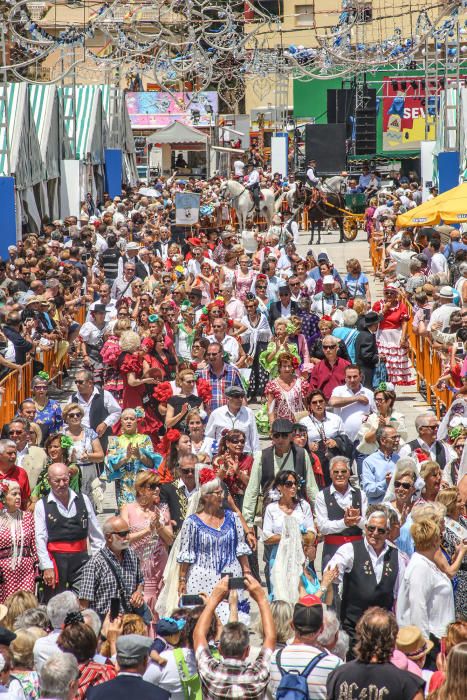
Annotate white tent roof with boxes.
[146,120,208,145]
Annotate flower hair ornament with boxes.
[63,611,84,628]
[148,314,159,323]
[134,407,145,419]
[199,467,217,485]
[60,435,74,450]
[153,381,173,403]
[37,371,50,381]
[377,381,395,392]
[448,425,465,441]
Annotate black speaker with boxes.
[304,123,347,175]
[327,86,377,155]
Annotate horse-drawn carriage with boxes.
[342,192,366,241]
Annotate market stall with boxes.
[146,120,210,177]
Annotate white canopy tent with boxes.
[146,121,210,176]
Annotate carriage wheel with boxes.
[343,216,358,241]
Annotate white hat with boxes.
[438,286,454,298]
[126,241,140,251]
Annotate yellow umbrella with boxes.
[396,181,467,227]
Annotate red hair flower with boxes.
[120,354,143,375]
[141,337,154,352]
[199,467,217,485]
[166,428,181,443]
[414,448,430,463]
[152,381,173,403]
[291,356,300,369]
[197,378,212,404]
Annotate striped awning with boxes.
[59,85,104,163]
[0,82,44,189]
[29,84,61,180]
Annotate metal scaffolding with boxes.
[0,21,11,175]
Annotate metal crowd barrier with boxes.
[0,304,86,426]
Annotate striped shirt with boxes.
[268,644,343,699]
[196,646,272,700]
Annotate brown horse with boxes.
[304,189,346,245]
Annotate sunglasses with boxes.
[323,345,338,350]
[147,483,160,490]
[272,432,290,438]
[332,470,348,476]
[394,481,412,490]
[421,424,438,430]
[256,285,267,289]
[228,437,245,444]
[8,430,23,436]
[67,412,82,419]
[366,525,387,535]
[112,530,130,538]
[180,468,195,474]
[75,379,87,384]
[310,399,324,405]
[283,480,297,488]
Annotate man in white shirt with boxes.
[385,235,417,279]
[326,511,406,655]
[429,238,449,277]
[86,284,117,324]
[69,370,122,448]
[329,365,376,441]
[246,164,261,210]
[34,463,104,600]
[205,386,259,454]
[306,159,320,188]
[427,287,458,331]
[33,591,81,671]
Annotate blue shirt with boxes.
[443,241,467,259]
[362,450,400,504]
[359,173,372,188]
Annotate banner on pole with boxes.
[175,192,200,225]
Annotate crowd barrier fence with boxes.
[0,304,86,426]
[369,235,452,418]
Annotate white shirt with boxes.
[247,169,260,186]
[427,302,458,331]
[207,334,242,365]
[234,160,245,177]
[299,412,345,443]
[79,321,106,347]
[397,552,455,639]
[306,167,319,184]
[399,437,455,465]
[262,500,315,540]
[315,485,367,535]
[329,385,376,441]
[430,252,449,276]
[144,649,197,700]
[33,631,61,672]
[205,405,260,453]
[326,538,406,590]
[34,489,105,570]
[389,249,416,279]
[68,387,122,430]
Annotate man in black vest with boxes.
[34,462,105,601]
[98,234,121,284]
[326,510,406,657]
[69,370,121,451]
[242,418,318,590]
[399,413,453,469]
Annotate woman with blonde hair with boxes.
[3,591,38,630]
[10,626,47,699]
[100,316,131,402]
[120,470,174,611]
[100,613,148,658]
[416,460,443,505]
[397,519,455,662]
[62,403,104,500]
[428,642,467,700]
[436,486,467,617]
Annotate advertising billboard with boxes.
[382,77,437,152]
[125,91,218,129]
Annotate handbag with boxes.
[372,359,388,388]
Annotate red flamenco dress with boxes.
[116,352,162,442]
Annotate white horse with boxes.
[221,180,275,231]
[275,183,299,213]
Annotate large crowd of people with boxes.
[0,166,465,700]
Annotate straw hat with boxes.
[396,626,433,661]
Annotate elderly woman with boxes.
[10,626,47,699]
[416,460,443,505]
[444,431,466,486]
[260,317,300,379]
[31,433,81,502]
[186,410,213,460]
[299,390,346,486]
[309,317,350,364]
[264,353,308,427]
[213,429,253,509]
[62,404,104,500]
[105,408,161,507]
[57,617,116,699]
[373,284,414,385]
[386,460,418,524]
[120,471,174,611]
[397,519,455,660]
[28,375,63,438]
[436,487,467,618]
[0,481,37,602]
[356,383,407,457]
[177,468,251,624]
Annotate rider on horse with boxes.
[246,163,261,212]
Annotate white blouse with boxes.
[397,552,455,639]
[262,500,315,540]
[299,412,345,443]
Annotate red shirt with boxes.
[0,465,31,509]
[309,357,350,401]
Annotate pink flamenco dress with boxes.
[100,336,124,403]
[125,501,172,614]
[0,510,37,602]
